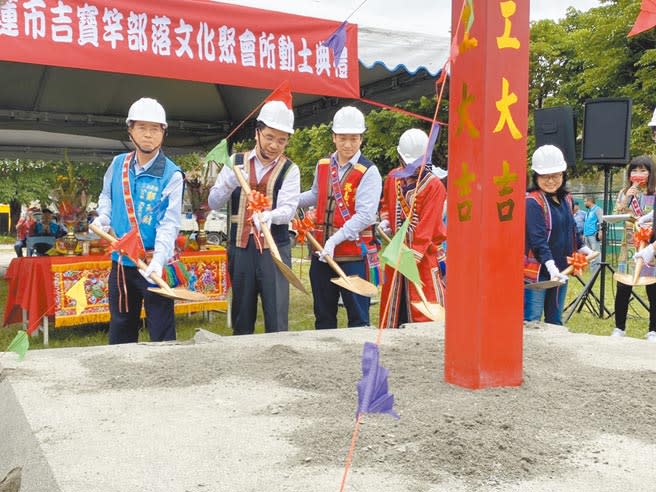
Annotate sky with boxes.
[217,0,603,35]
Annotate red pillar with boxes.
[444,0,529,388]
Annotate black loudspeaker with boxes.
[534,106,576,167]
[581,97,632,166]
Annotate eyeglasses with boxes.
[257,130,288,146]
[132,124,164,135]
[538,173,563,182]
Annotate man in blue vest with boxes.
[93,98,184,344]
[583,196,603,270]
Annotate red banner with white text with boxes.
[0,0,359,98]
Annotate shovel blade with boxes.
[271,255,308,294]
[331,275,378,297]
[613,272,656,286]
[147,287,210,301]
[411,301,445,321]
[525,280,566,290]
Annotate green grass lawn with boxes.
[1,253,651,352]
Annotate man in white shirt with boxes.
[93,98,183,344]
[208,101,300,334]
[298,106,382,329]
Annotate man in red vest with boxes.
[298,106,382,329]
[208,101,300,335]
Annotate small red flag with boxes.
[628,0,656,37]
[112,227,145,261]
[264,80,293,109]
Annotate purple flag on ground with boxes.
[392,122,441,179]
[356,342,399,419]
[323,21,347,66]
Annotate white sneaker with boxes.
[647,331,656,343]
[610,327,626,338]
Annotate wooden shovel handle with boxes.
[89,223,172,292]
[231,165,282,258]
[304,230,349,280]
[376,225,391,245]
[633,240,648,285]
[560,251,599,276]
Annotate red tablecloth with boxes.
[3,256,59,334]
[3,251,227,335]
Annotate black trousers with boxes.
[108,261,175,344]
[228,236,291,335]
[309,256,370,329]
[614,281,656,331]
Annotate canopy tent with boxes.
[0,0,448,160]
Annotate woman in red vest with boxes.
[298,106,382,329]
[379,129,447,327]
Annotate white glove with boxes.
[379,219,392,236]
[545,259,568,283]
[139,259,163,283]
[318,229,347,263]
[252,210,272,233]
[637,211,653,227]
[633,243,656,264]
[577,246,594,256]
[91,216,110,234]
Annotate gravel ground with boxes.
[2,322,655,491]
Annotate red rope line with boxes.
[359,97,446,125]
[339,1,464,489]
[339,414,364,492]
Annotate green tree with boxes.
[529,0,656,177]
[0,157,108,233]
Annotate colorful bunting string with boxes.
[628,0,656,37]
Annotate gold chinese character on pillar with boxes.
[493,77,522,140]
[496,1,520,50]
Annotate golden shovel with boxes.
[376,225,443,321]
[527,251,600,290]
[411,288,445,322]
[231,166,307,294]
[90,224,209,302]
[305,231,378,297]
[614,240,656,287]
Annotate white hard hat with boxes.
[332,106,366,134]
[648,107,656,127]
[531,144,567,174]
[256,100,294,134]
[126,97,167,128]
[397,128,429,165]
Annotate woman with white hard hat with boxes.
[612,154,656,342]
[298,105,382,329]
[524,144,590,325]
[379,128,447,327]
[93,97,184,344]
[208,100,300,335]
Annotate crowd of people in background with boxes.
[13,207,64,257]
[525,139,656,343]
